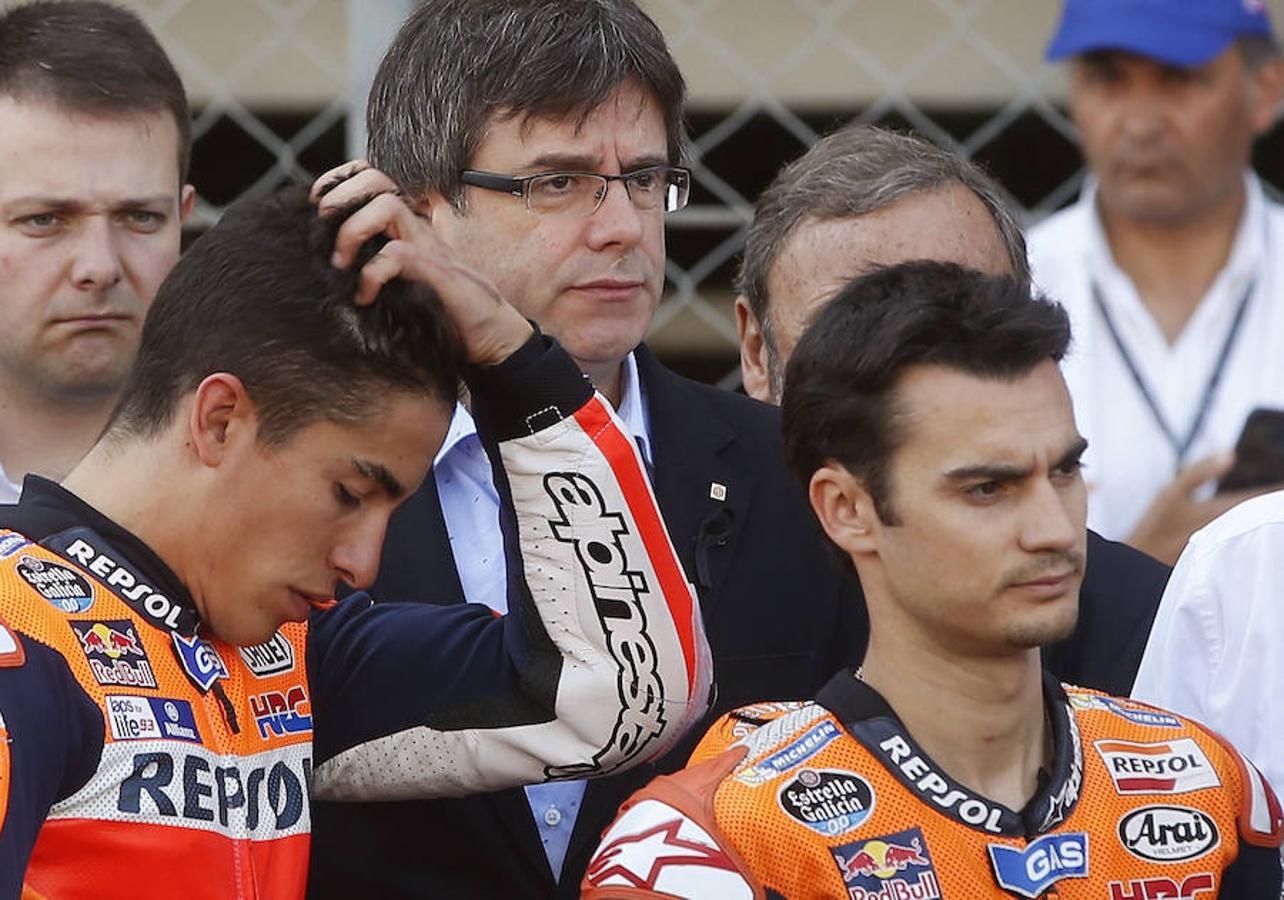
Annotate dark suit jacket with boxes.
[1045,530,1169,696]
[307,350,1170,899]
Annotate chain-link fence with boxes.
[117,0,1284,385]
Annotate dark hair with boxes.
[782,261,1070,524]
[0,1,191,181]
[367,0,686,206]
[108,187,464,445]
[739,127,1029,390]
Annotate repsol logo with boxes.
[879,734,1004,833]
[1096,738,1220,795]
[63,537,184,631]
[543,472,665,775]
[118,750,311,834]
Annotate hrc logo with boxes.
[249,686,312,740]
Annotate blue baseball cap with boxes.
[1047,0,1274,67]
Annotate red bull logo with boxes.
[69,619,157,689]
[830,828,941,900]
[836,837,929,881]
[75,622,143,659]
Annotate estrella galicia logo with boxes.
[831,827,941,898]
[988,833,1089,899]
[18,554,94,613]
[0,532,30,560]
[171,632,228,692]
[777,768,875,837]
[70,620,157,689]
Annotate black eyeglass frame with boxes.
[459,165,692,214]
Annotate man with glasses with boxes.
[458,168,691,220]
[307,2,864,897]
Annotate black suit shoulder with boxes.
[634,349,866,708]
[1044,530,1170,696]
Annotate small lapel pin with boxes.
[709,482,727,502]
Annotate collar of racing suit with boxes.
[815,667,1083,839]
[0,475,202,638]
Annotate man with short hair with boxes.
[0,184,710,897]
[736,126,1026,405]
[0,0,195,500]
[583,262,1283,898]
[1029,0,1284,564]
[307,2,863,896]
[735,125,1169,696]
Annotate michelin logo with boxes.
[737,720,841,786]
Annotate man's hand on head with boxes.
[313,161,534,367]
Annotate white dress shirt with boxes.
[0,462,19,505]
[1028,175,1284,539]
[1132,489,1284,797]
[434,351,653,881]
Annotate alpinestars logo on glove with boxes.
[544,472,665,776]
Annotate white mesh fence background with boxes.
[125,0,351,230]
[120,0,1284,386]
[647,0,1075,385]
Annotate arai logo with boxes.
[1118,806,1219,863]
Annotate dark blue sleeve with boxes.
[0,632,104,891]
[307,594,544,766]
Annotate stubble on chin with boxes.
[1001,592,1080,650]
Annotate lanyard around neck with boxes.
[1089,278,1255,470]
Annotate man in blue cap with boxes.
[1028,0,1284,566]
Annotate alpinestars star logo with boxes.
[586,819,739,890]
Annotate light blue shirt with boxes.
[0,461,19,505]
[434,352,652,880]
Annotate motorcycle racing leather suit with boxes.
[0,332,711,899]
[583,670,1282,899]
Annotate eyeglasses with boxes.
[459,165,691,215]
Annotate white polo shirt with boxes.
[1028,174,1284,540]
[1132,488,1284,797]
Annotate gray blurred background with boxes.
[105,0,1284,384]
